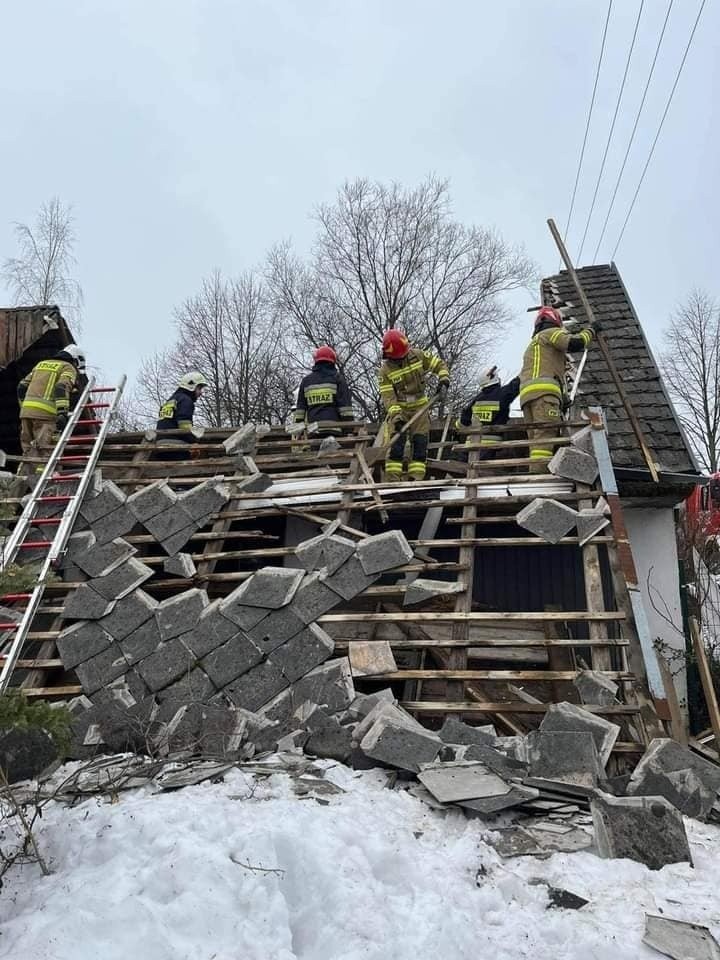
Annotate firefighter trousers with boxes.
[20,417,56,471]
[522,395,561,474]
[383,411,430,481]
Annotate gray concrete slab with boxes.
[119,616,161,665]
[62,583,116,621]
[526,730,602,787]
[418,761,511,803]
[156,667,216,704]
[136,637,196,692]
[438,717,497,748]
[72,537,136,579]
[591,792,692,869]
[200,632,264,687]
[98,589,157,641]
[143,504,195,543]
[548,446,599,485]
[271,623,335,683]
[75,644,130,695]
[155,588,209,642]
[91,504,136,546]
[127,480,178,523]
[294,532,356,576]
[573,669,619,707]
[356,530,414,575]
[80,479,126,524]
[223,659,290,712]
[247,604,306,654]
[516,498,578,544]
[323,555,380,601]
[627,738,720,820]
[182,599,241,658]
[403,578,464,606]
[178,479,232,522]
[90,557,154,601]
[163,553,197,578]
[230,566,304,610]
[290,570,341,623]
[57,621,114,670]
[540,701,620,767]
[360,714,442,773]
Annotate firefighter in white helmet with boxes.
[156,371,208,458]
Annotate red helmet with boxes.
[313,345,337,364]
[535,306,563,328]
[382,329,410,359]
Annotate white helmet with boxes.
[477,365,500,391]
[63,343,86,373]
[178,371,208,391]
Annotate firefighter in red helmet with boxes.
[293,345,354,433]
[520,306,596,473]
[378,329,449,481]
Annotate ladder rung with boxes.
[65,436,94,444]
[32,518,62,525]
[0,593,31,601]
[0,623,18,630]
[85,402,110,409]
[50,474,82,481]
[58,456,89,462]
[89,387,116,393]
[18,541,52,548]
[37,495,73,502]
[75,419,103,426]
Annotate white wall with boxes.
[624,507,687,714]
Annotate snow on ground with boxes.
[1,762,720,960]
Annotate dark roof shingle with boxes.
[540,263,698,475]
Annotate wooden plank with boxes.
[319,611,625,623]
[690,615,720,753]
[23,685,83,698]
[400,700,640,714]
[657,653,688,745]
[373,670,630,680]
[332,637,631,648]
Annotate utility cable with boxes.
[591,0,674,261]
[562,0,614,247]
[611,0,708,259]
[576,0,645,264]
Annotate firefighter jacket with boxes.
[17,358,78,421]
[379,348,449,420]
[293,362,354,425]
[157,388,196,438]
[519,323,593,407]
[458,377,520,433]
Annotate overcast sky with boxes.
[1,0,717,398]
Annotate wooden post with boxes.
[690,616,720,754]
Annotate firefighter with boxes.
[293,346,354,433]
[456,366,520,460]
[17,344,85,470]
[156,371,208,459]
[520,306,596,473]
[379,329,449,481]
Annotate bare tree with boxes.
[133,270,298,428]
[267,176,536,418]
[2,197,83,329]
[659,290,720,473]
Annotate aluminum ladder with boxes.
[0,375,126,693]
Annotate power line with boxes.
[591,0,675,262]
[576,0,645,264]
[562,0,614,246]
[611,0,708,259]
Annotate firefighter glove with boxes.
[590,319,602,333]
[56,412,69,432]
[437,380,449,403]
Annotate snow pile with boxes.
[2,762,720,960]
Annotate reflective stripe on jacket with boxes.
[519,326,593,406]
[18,360,78,420]
[157,388,196,435]
[379,347,449,418]
[293,362,353,424]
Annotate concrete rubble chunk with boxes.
[459,742,528,780]
[156,588,209,642]
[643,915,720,960]
[223,423,257,455]
[294,531,357,576]
[323,555,380,601]
[90,557,154,601]
[72,537,136,579]
[62,583,116,621]
[548,446,599,485]
[318,435,341,453]
[569,424,595,456]
[231,472,272,495]
[162,553,197,578]
[459,784,541,816]
[229,566,304,610]
[347,639,396,676]
[627,738,720,820]
[291,570,341,623]
[126,480,178,523]
[200,632,264,688]
[540,701,620,768]
[573,669,619,707]
[591,792,692,870]
[119,616,161,665]
[304,711,353,762]
[136,637,196,692]
[143,504,195,543]
[222,659,290,712]
[182,600,241,658]
[356,530,414,575]
[516,498,578,544]
[247,604,306,654]
[418,761,511,804]
[576,508,610,546]
[75,645,130,695]
[98,589,157,641]
[91,505,136,546]
[179,479,232,523]
[346,688,396,721]
[57,621,114,670]
[403,578,465,606]
[353,700,422,745]
[360,714,442,773]
[438,717,497,748]
[95,696,157,753]
[66,531,96,562]
[80,479,126,524]
[271,623,335,682]
[526,730,602,787]
[292,658,355,716]
[90,671,150,713]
